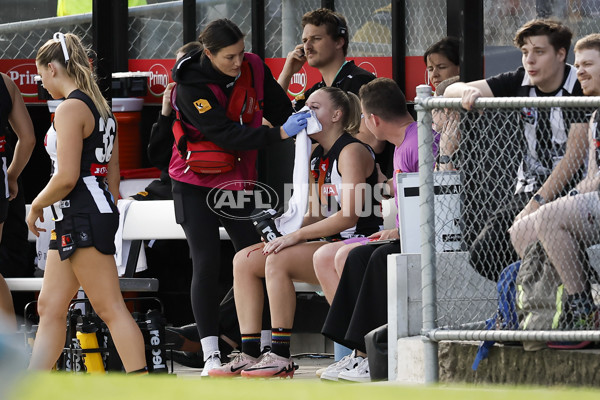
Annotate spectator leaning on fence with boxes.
[509,33,600,335]
[444,19,589,282]
[422,36,461,171]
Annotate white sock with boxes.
[200,335,219,361]
[260,329,272,351]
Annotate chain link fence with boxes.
[414,92,600,349]
[483,0,600,47]
[3,1,600,61]
[0,15,92,59]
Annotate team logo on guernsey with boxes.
[90,163,108,177]
[0,136,5,152]
[521,107,537,124]
[61,234,73,248]
[194,98,212,114]
[59,200,70,209]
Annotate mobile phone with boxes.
[299,48,305,57]
[364,238,400,246]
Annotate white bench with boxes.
[7,200,322,294]
[120,200,321,293]
[6,203,162,293]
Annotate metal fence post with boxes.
[415,84,438,383]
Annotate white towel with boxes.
[275,107,322,235]
[115,199,148,276]
[34,207,55,271]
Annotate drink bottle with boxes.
[64,309,84,372]
[76,316,105,373]
[99,320,123,371]
[251,208,281,242]
[145,309,168,373]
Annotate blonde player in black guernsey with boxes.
[27,32,147,374]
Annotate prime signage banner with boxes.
[0,56,427,104]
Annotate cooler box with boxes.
[396,171,462,253]
[113,97,144,170]
[111,72,150,98]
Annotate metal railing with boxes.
[415,88,600,382]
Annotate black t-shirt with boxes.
[487,65,584,98]
[293,60,375,110]
[486,65,587,193]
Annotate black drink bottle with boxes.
[251,209,282,243]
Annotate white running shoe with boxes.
[320,350,364,381]
[200,351,222,377]
[338,357,371,383]
[315,366,327,378]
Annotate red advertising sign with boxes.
[0,56,429,104]
[128,59,175,104]
[0,60,45,103]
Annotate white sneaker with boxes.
[200,351,222,377]
[338,357,371,383]
[320,350,364,381]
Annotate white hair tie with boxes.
[53,32,70,64]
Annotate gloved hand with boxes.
[282,111,310,137]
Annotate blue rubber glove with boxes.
[282,112,310,137]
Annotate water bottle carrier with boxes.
[22,296,172,374]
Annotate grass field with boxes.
[6,373,600,400]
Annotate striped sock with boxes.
[271,328,291,358]
[241,333,261,358]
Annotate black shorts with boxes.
[49,212,119,261]
[0,156,8,223]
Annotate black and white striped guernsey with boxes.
[44,89,118,220]
[310,133,383,238]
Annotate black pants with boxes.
[322,242,399,353]
[0,179,32,277]
[172,180,260,339]
[468,192,530,282]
